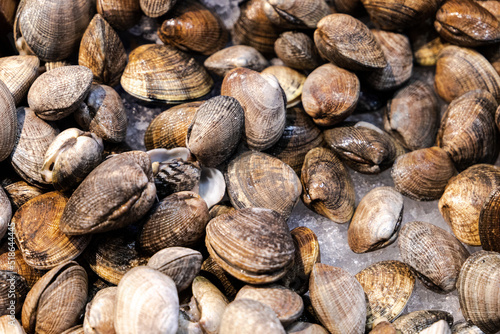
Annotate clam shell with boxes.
[201,256,243,300]
[369,320,398,334]
[83,287,117,334]
[121,44,213,103]
[0,79,16,162]
[205,207,295,284]
[309,263,366,334]
[458,251,500,334]
[153,158,201,199]
[419,320,452,334]
[392,310,453,334]
[97,0,141,30]
[0,270,28,316]
[301,147,355,224]
[451,320,485,333]
[479,187,500,252]
[61,325,84,334]
[204,45,268,77]
[398,221,470,293]
[0,315,25,334]
[274,31,320,71]
[439,164,500,245]
[348,187,403,253]
[225,151,301,219]
[140,0,177,18]
[192,276,229,334]
[3,181,43,209]
[0,55,39,105]
[262,65,306,108]
[286,322,329,334]
[0,185,10,239]
[0,249,44,288]
[264,0,332,28]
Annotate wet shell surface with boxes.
[348,187,403,253]
[0,55,39,105]
[204,45,268,77]
[0,78,16,162]
[3,180,44,210]
[479,187,500,252]
[392,310,453,334]
[451,320,485,334]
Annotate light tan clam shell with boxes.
[204,45,268,77]
[83,287,117,334]
[192,276,229,334]
[264,0,332,28]
[0,55,39,105]
[392,310,453,334]
[0,79,16,162]
[274,31,320,71]
[0,315,25,334]
[61,325,85,334]
[286,322,329,334]
[419,320,452,334]
[140,0,177,18]
[262,65,306,108]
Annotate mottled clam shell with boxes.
[121,44,213,103]
[0,55,39,105]
[309,263,366,334]
[479,187,500,252]
[114,266,179,334]
[274,31,320,71]
[225,151,301,219]
[348,187,403,253]
[0,315,25,334]
[392,310,453,334]
[97,0,141,31]
[355,260,415,328]
[262,66,305,108]
[391,147,457,201]
[83,287,117,334]
[192,276,229,334]
[140,0,177,18]
[3,181,44,210]
[0,270,28,316]
[153,158,201,199]
[314,14,387,71]
[205,207,295,284]
[301,147,355,224]
[286,322,329,334]
[458,251,500,334]
[398,221,470,293]
[148,247,202,292]
[0,79,16,162]
[204,45,268,77]
[439,164,500,245]
[60,151,156,234]
[0,186,10,239]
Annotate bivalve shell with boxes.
[479,187,500,252]
[274,31,320,71]
[0,79,16,162]
[262,65,306,108]
[392,310,453,334]
[97,0,141,31]
[83,287,117,334]
[204,45,268,77]
[0,55,39,105]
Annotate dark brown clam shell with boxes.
[274,31,321,71]
[479,187,500,252]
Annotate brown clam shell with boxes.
[140,0,177,18]
[0,55,39,105]
[0,270,28,316]
[201,256,243,300]
[3,180,44,209]
[97,0,141,31]
[479,187,500,252]
[264,0,332,28]
[0,185,10,239]
[204,45,268,77]
[451,320,484,334]
[392,310,453,334]
[274,31,321,71]
[0,249,44,288]
[0,79,16,162]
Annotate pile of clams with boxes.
[1,0,500,333]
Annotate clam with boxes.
[479,187,500,252]
[355,261,415,329]
[392,310,453,334]
[138,191,210,255]
[262,66,306,108]
[13,192,91,270]
[0,79,16,162]
[28,65,93,121]
[439,164,500,246]
[435,0,500,47]
[280,226,321,295]
[152,158,201,199]
[398,221,470,293]
[391,147,457,201]
[0,315,25,334]
[348,187,403,253]
[3,181,43,209]
[148,247,202,292]
[144,102,202,150]
[205,207,295,284]
[458,251,500,334]
[264,106,323,176]
[412,33,448,67]
[219,299,285,334]
[121,44,213,103]
[44,61,71,71]
[477,0,500,20]
[263,0,332,28]
[437,90,498,171]
[286,322,329,334]
[314,14,387,71]
[225,151,301,219]
[309,263,366,334]
[114,266,179,334]
[60,151,156,235]
[235,284,303,326]
[21,261,88,334]
[0,55,39,105]
[435,46,500,103]
[14,0,93,61]
[365,29,413,91]
[209,203,235,219]
[274,31,321,71]
[369,319,398,334]
[323,122,405,174]
[301,147,355,224]
[10,107,59,187]
[0,186,10,239]
[384,80,439,150]
[79,14,127,87]
[201,256,243,300]
[192,276,229,334]
[0,270,28,316]
[451,320,486,333]
[62,325,84,334]
[221,67,286,151]
[0,249,45,288]
[420,320,452,334]
[204,45,268,77]
[158,0,228,55]
[75,84,128,143]
[140,0,177,18]
[186,96,244,167]
[97,0,141,30]
[302,63,360,127]
[83,287,117,334]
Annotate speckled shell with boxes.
[83,287,117,334]
[314,14,387,71]
[235,284,303,326]
[221,67,286,151]
[140,0,177,18]
[348,187,403,253]
[192,275,229,334]
[479,187,500,252]
[264,0,332,28]
[97,0,141,30]
[439,164,500,245]
[274,31,320,71]
[148,247,202,292]
[384,80,439,150]
[225,151,301,219]
[158,0,228,55]
[187,96,244,167]
[458,251,500,334]
[302,63,360,127]
[392,147,457,201]
[0,270,28,316]
[355,261,415,328]
[205,207,295,284]
[301,147,355,224]
[435,46,500,103]
[0,55,39,105]
[60,151,156,234]
[139,191,210,255]
[79,14,127,87]
[392,310,453,334]
[27,65,93,121]
[121,44,213,103]
[262,65,305,108]
[398,221,470,293]
[13,192,91,270]
[0,79,16,162]
[21,261,88,334]
[437,90,498,171]
[309,263,366,334]
[204,45,268,77]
